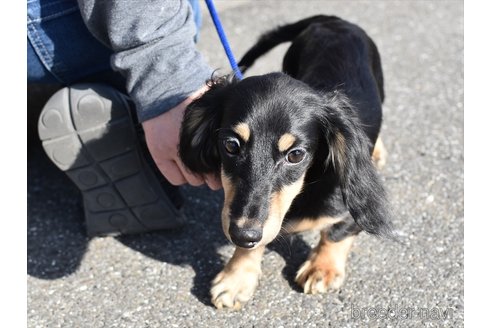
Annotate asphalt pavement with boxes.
[27,1,464,327]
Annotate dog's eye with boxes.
[223,138,241,155]
[286,149,306,164]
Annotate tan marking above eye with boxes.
[278,133,296,152]
[233,122,250,142]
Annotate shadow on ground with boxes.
[28,139,313,305]
[28,144,313,303]
[28,136,225,304]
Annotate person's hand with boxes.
[141,87,222,190]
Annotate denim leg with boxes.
[27,0,115,85]
[27,0,202,85]
[27,37,58,84]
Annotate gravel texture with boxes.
[28,1,463,327]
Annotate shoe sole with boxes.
[38,84,186,236]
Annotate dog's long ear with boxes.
[179,77,233,174]
[318,92,396,240]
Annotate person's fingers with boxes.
[141,91,213,188]
[157,160,187,186]
[204,174,222,190]
[175,159,205,186]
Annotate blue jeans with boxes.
[27,0,202,86]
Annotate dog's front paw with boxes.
[295,258,346,294]
[296,235,354,294]
[211,266,261,310]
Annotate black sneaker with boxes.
[37,83,187,236]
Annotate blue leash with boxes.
[204,0,243,80]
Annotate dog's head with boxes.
[179,73,393,248]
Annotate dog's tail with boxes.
[238,15,337,73]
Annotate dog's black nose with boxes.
[229,225,262,249]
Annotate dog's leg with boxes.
[372,137,388,169]
[295,232,354,294]
[211,246,265,309]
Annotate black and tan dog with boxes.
[179,15,395,309]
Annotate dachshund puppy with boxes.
[179,15,395,309]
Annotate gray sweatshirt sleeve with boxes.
[77,0,213,122]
